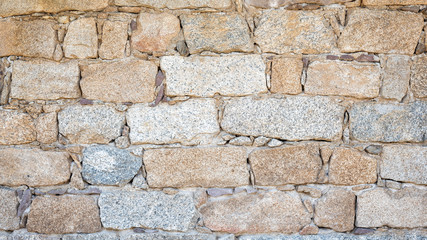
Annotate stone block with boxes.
[0,188,19,231]
[63,18,98,59]
[99,21,128,59]
[0,110,36,145]
[271,57,303,95]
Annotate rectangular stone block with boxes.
[63,18,98,59]
[0,110,36,145]
[35,112,58,144]
[0,188,19,231]
[221,96,345,141]
[161,55,266,97]
[271,57,303,95]
[245,0,355,8]
[99,21,128,60]
[411,55,427,98]
[114,0,232,9]
[120,233,215,240]
[381,55,410,101]
[363,0,427,5]
[144,147,249,188]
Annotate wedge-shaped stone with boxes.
[0,148,70,187]
[161,55,266,97]
[63,18,98,59]
[356,187,427,228]
[363,0,427,5]
[144,147,248,188]
[249,144,322,185]
[221,96,344,141]
[0,188,19,231]
[0,110,36,145]
[200,191,311,234]
[411,55,427,98]
[339,9,424,54]
[114,0,232,9]
[99,21,128,59]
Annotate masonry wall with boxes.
[0,0,426,239]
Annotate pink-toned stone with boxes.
[363,0,427,5]
[271,57,303,94]
[99,21,129,59]
[0,110,36,145]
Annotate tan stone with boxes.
[411,55,427,98]
[0,20,57,59]
[27,195,102,234]
[306,61,380,98]
[381,55,410,101]
[99,21,128,60]
[144,147,249,188]
[0,188,19,231]
[132,13,180,53]
[114,0,232,9]
[35,112,58,144]
[271,57,303,94]
[200,191,311,234]
[249,144,322,185]
[80,59,156,103]
[339,9,424,54]
[0,148,70,187]
[363,0,427,5]
[329,148,377,185]
[314,189,355,232]
[0,111,36,145]
[63,18,98,59]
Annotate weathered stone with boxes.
[254,10,336,54]
[63,18,98,59]
[0,110,36,145]
[297,186,321,198]
[200,191,311,234]
[144,147,248,188]
[381,55,410,101]
[329,148,377,185]
[245,0,355,8]
[35,112,58,144]
[207,188,234,197]
[127,99,219,144]
[98,191,197,231]
[350,101,426,142]
[120,232,216,240]
[11,60,80,100]
[356,187,427,228]
[0,188,19,231]
[80,60,157,103]
[299,225,319,235]
[253,136,270,147]
[338,9,424,54]
[221,96,345,141]
[249,144,322,185]
[114,0,232,9]
[306,61,380,98]
[363,0,427,5]
[62,232,118,240]
[132,13,180,53]
[161,55,266,97]
[271,57,303,95]
[365,145,382,155]
[181,13,253,54]
[314,189,355,232]
[411,55,427,98]
[27,195,102,234]
[99,21,128,59]
[229,136,252,146]
[381,145,426,185]
[58,105,125,144]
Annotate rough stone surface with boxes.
[98,191,197,231]
[0,110,36,145]
[249,144,322,185]
[161,55,266,97]
[356,187,427,228]
[99,21,128,59]
[254,10,336,54]
[181,13,253,54]
[314,189,355,232]
[62,232,118,240]
[114,0,232,9]
[35,112,58,144]
[200,191,311,234]
[381,145,426,184]
[271,57,303,95]
[363,0,427,5]
[411,55,427,98]
[144,147,248,188]
[27,195,102,234]
[11,60,80,100]
[350,101,426,142]
[0,188,19,231]
[63,18,98,59]
[80,60,157,103]
[305,61,380,98]
[127,99,219,144]
[221,96,344,141]
[381,55,410,101]
[0,20,56,59]
[58,105,125,144]
[338,9,424,54]
[245,0,355,8]
[121,233,216,240]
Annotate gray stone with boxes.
[207,188,233,197]
[267,139,283,147]
[380,55,410,101]
[114,0,232,9]
[229,136,252,146]
[0,188,19,231]
[120,232,216,240]
[82,145,142,186]
[62,232,118,240]
[365,145,382,155]
[7,229,61,240]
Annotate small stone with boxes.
[176,40,189,57]
[276,185,295,191]
[163,188,179,195]
[297,186,321,198]
[115,0,232,9]
[53,44,63,61]
[67,187,101,195]
[353,227,375,235]
[62,232,118,240]
[132,172,148,190]
[120,232,215,240]
[0,110,36,145]
[339,55,355,61]
[115,136,130,149]
[99,21,128,59]
[356,54,376,62]
[253,136,270,147]
[303,199,313,213]
[299,225,318,235]
[385,180,401,190]
[70,165,85,190]
[47,189,67,195]
[229,136,252,146]
[381,55,410,101]
[352,185,372,191]
[411,55,427,98]
[326,55,339,60]
[271,57,303,95]
[64,18,98,59]
[207,188,233,197]
[267,139,283,147]
[362,0,427,6]
[194,189,207,208]
[365,145,382,155]
[320,146,333,164]
[35,113,58,144]
[0,188,19,231]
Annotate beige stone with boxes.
[132,13,180,53]
[35,112,58,144]
[114,0,232,9]
[363,0,427,5]
[411,55,427,98]
[249,144,322,185]
[0,148,70,187]
[314,189,355,232]
[200,191,311,234]
[63,18,98,59]
[99,21,128,59]
[299,225,319,235]
[0,111,36,145]
[0,20,57,59]
[27,195,102,234]
[144,147,248,188]
[339,9,424,55]
[271,57,303,94]
[329,148,377,185]
[80,59,157,103]
[0,188,19,231]
[381,55,410,101]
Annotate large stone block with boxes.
[99,21,128,59]
[411,55,427,98]
[0,188,19,231]
[363,0,427,5]
[114,0,232,9]
[0,110,36,145]
[271,57,303,95]
[63,18,98,59]
[381,55,411,101]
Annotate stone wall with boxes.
[0,0,426,239]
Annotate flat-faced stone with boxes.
[338,9,424,54]
[381,55,410,101]
[0,110,36,145]
[58,105,125,144]
[114,0,232,9]
[305,61,380,98]
[98,191,197,231]
[271,57,303,95]
[200,191,311,234]
[0,20,56,59]
[363,0,427,5]
[121,233,216,240]
[161,55,266,97]
[221,96,344,141]
[0,188,19,231]
[80,60,157,103]
[254,10,336,54]
[63,18,98,59]
[127,99,219,144]
[411,55,427,98]
[99,21,128,59]
[11,60,80,100]
[249,144,322,185]
[35,112,58,144]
